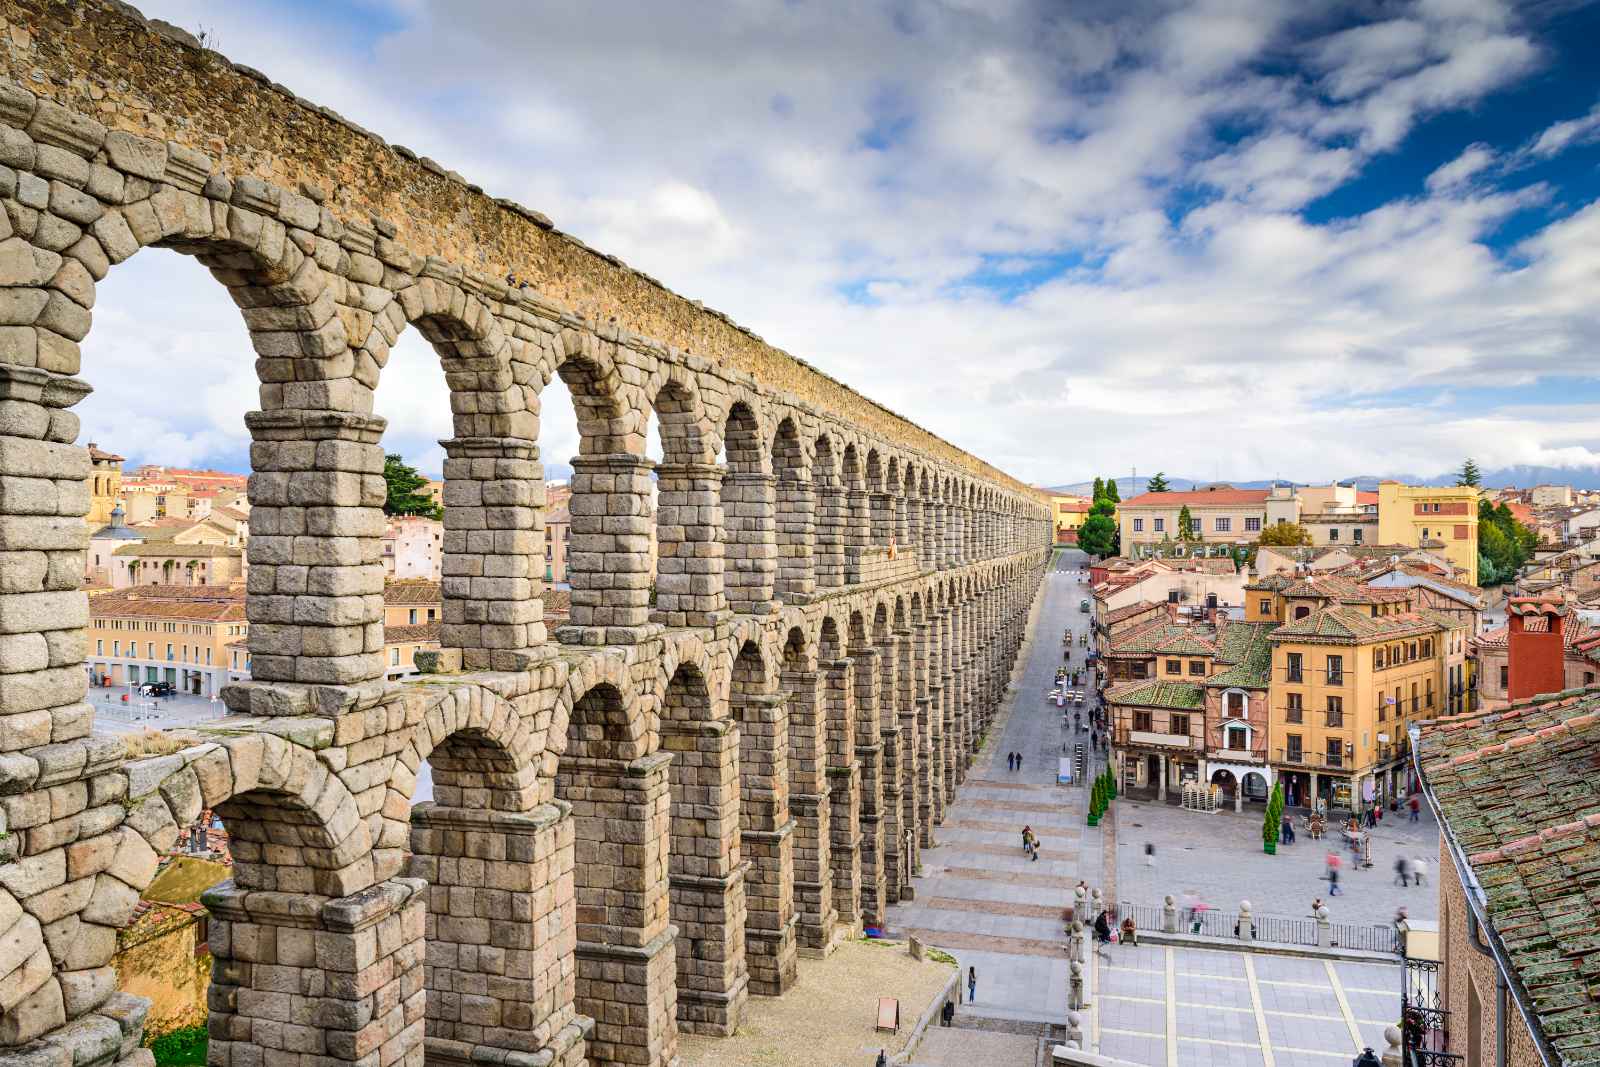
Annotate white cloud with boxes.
[77,0,1600,489]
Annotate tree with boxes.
[1263,781,1284,854]
[1105,479,1121,504]
[1177,504,1197,541]
[1456,458,1481,487]
[1146,472,1170,493]
[1091,476,1104,501]
[1078,512,1117,557]
[1256,521,1312,547]
[383,454,442,518]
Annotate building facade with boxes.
[1118,487,1273,547]
[85,585,248,698]
[1376,482,1480,585]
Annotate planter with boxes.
[1087,815,1099,827]
[1263,842,1277,855]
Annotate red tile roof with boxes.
[1121,489,1272,507]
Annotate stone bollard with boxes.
[1090,887,1104,918]
[1382,1024,1403,1067]
[1075,884,1088,923]
[1067,921,1085,965]
[1069,960,1085,1010]
[1067,1011,1084,1050]
[909,935,924,961]
[1316,905,1332,948]
[1163,894,1179,934]
[1238,900,1254,942]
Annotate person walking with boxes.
[1408,794,1421,822]
[1394,856,1411,887]
[1007,752,1015,772]
[1412,857,1428,886]
[1144,842,1155,868]
[940,1000,955,1027]
[1017,753,1023,771]
[967,966,977,1002]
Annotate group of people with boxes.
[1021,825,1042,861]
[1006,751,1025,771]
[1091,906,1139,949]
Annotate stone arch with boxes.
[721,397,776,612]
[814,433,846,589]
[650,372,714,466]
[772,415,813,601]
[389,682,545,813]
[552,656,647,762]
[651,377,726,626]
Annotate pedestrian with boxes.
[1310,896,1324,915]
[1120,914,1139,947]
[1144,842,1155,868]
[876,1050,888,1067]
[1394,856,1411,887]
[1093,909,1112,947]
[1007,752,1015,771]
[1279,814,1291,844]
[1408,794,1421,823]
[1031,837,1041,861]
[968,966,977,1002]
[1412,857,1428,886]
[1017,753,1023,771]
[940,1000,955,1027]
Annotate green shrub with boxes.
[150,1026,208,1066]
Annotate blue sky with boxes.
[78,0,1600,487]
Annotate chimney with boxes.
[1507,597,1567,702]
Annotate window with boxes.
[1170,714,1190,736]
[1153,518,1165,532]
[428,608,437,622]
[1227,725,1248,750]
[408,608,418,625]
[1133,711,1152,732]
[1286,652,1303,683]
[1259,598,1272,615]
[1188,660,1206,676]
[1226,691,1246,716]
[1422,638,1432,657]
[1411,682,1419,714]
[1166,658,1182,675]
[1326,655,1343,685]
[1133,518,1144,532]
[1588,672,1596,686]
[165,643,174,661]
[1245,517,1261,532]
[1500,665,1509,689]
[1374,648,1385,669]
[1325,738,1344,768]
[1214,517,1231,533]
[1329,528,1339,541]
[390,647,400,666]
[1285,692,1303,723]
[1325,695,1343,727]
[1353,528,1363,544]
[1426,679,1434,708]
[112,641,119,657]
[147,642,154,658]
[96,640,103,655]
[205,647,211,665]
[1286,734,1303,761]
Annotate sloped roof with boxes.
[1418,690,1600,1065]
[1272,606,1444,644]
[1108,619,1220,657]
[385,622,441,644]
[1105,679,1207,710]
[383,579,442,604]
[112,542,241,558]
[1121,489,1271,507]
[1104,600,1164,626]
[90,587,245,622]
[1206,621,1278,689]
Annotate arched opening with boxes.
[772,418,813,601]
[849,609,886,924]
[818,616,861,927]
[661,661,748,1034]
[720,402,774,612]
[730,639,797,995]
[842,443,867,582]
[78,245,262,704]
[909,592,938,842]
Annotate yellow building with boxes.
[1051,494,1090,544]
[86,443,124,526]
[1377,482,1479,585]
[1262,588,1454,813]
[86,585,248,698]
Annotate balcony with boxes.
[1325,713,1344,728]
[1274,749,1347,770]
[1127,730,1195,750]
[1326,669,1344,686]
[1286,667,1303,683]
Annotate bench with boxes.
[875,996,899,1034]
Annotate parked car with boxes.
[1079,599,1090,613]
[140,682,175,697]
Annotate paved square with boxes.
[1095,943,1401,1066]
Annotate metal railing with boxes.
[1116,900,1398,954]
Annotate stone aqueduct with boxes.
[0,4,1052,1066]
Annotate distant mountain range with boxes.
[1043,465,1600,496]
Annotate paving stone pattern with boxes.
[1095,943,1402,1066]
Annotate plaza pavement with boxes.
[1114,794,1440,931]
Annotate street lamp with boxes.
[1351,1049,1380,1067]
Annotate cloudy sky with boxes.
[79,0,1600,488]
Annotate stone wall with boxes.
[0,3,1054,1065]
